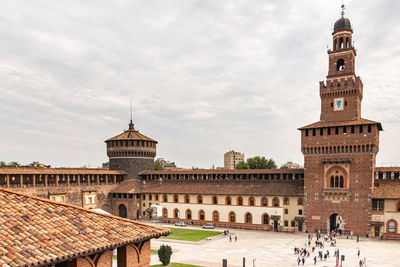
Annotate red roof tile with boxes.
[0,188,168,267]
[112,180,304,196]
[105,129,157,142]
[373,180,400,199]
[298,118,383,130]
[0,168,125,175]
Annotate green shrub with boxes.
[158,244,172,266]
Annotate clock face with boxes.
[334,97,344,111]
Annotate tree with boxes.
[158,244,172,266]
[235,161,248,169]
[236,156,277,169]
[154,162,164,171]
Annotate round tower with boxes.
[105,120,157,180]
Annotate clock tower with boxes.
[299,6,383,235]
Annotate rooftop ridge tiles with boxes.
[0,188,169,235]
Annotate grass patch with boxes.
[161,227,222,241]
[151,249,158,255]
[151,264,202,267]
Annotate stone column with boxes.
[114,174,117,184]
[97,174,99,185]
[56,175,59,187]
[33,174,36,187]
[6,175,9,188]
[45,175,48,187]
[78,174,81,186]
[20,174,23,188]
[106,174,109,185]
[67,175,70,186]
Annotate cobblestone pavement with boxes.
[150,225,400,266]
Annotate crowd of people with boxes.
[293,230,368,266]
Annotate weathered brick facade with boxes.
[299,14,382,235]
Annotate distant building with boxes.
[281,161,301,169]
[224,150,245,169]
[155,158,177,169]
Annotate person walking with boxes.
[297,257,301,266]
[235,235,237,242]
[313,256,317,265]
[229,236,232,242]
[358,249,360,257]
[301,257,305,265]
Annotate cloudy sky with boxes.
[0,0,399,168]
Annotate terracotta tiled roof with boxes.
[373,180,400,199]
[0,188,169,267]
[298,118,383,131]
[112,179,142,193]
[375,167,400,172]
[113,180,304,196]
[105,129,157,142]
[140,168,304,175]
[0,168,125,175]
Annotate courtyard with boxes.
[150,225,400,267]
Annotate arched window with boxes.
[213,211,219,222]
[387,220,397,233]
[226,196,232,205]
[330,176,334,187]
[335,176,339,187]
[237,196,243,206]
[185,195,190,203]
[262,214,269,225]
[199,210,205,220]
[186,209,192,220]
[229,212,236,223]
[337,59,345,71]
[284,197,289,205]
[261,197,268,206]
[245,213,252,224]
[212,196,218,205]
[298,197,303,205]
[249,197,255,206]
[339,37,344,49]
[163,208,168,218]
[339,176,344,188]
[273,197,279,207]
[174,209,179,219]
[197,195,203,204]
[174,194,179,203]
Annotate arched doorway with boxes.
[329,213,338,232]
[118,204,127,218]
[329,213,344,233]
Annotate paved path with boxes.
[150,225,400,266]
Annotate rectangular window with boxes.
[312,129,316,136]
[155,195,159,201]
[343,126,347,134]
[284,220,288,227]
[359,125,363,133]
[351,126,355,134]
[320,128,323,136]
[305,130,309,137]
[335,127,339,135]
[291,221,295,227]
[368,124,372,133]
[372,199,384,211]
[298,209,303,215]
[142,195,146,200]
[149,194,152,200]
[327,128,331,135]
[284,209,288,214]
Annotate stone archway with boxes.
[329,213,344,233]
[118,204,127,218]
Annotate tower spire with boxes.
[128,98,134,131]
[341,1,345,17]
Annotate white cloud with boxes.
[0,0,399,168]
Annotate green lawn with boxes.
[151,249,158,255]
[151,263,203,267]
[160,227,222,242]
